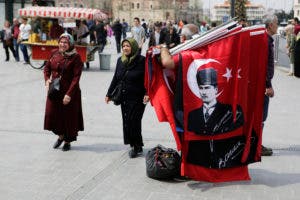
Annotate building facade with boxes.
[56,0,203,25]
[295,0,300,19]
[211,0,264,23]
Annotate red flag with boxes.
[145,28,268,182]
[145,52,182,150]
[180,29,267,182]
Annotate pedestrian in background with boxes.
[293,17,300,77]
[148,21,162,47]
[94,19,107,53]
[105,38,149,158]
[131,17,145,55]
[18,17,31,64]
[1,20,17,62]
[112,18,123,53]
[122,19,128,39]
[11,18,20,62]
[285,24,296,76]
[44,33,84,151]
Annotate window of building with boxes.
[150,4,152,9]
[137,3,140,9]
[74,3,77,7]
[60,4,63,7]
[132,3,134,9]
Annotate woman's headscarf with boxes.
[121,38,139,66]
[58,33,76,56]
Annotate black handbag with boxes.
[110,70,129,105]
[47,59,66,100]
[145,144,181,180]
[48,77,61,100]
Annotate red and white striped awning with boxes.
[18,6,107,20]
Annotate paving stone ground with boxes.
[0,39,299,200]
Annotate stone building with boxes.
[56,0,203,25]
[211,0,264,24]
[295,0,300,19]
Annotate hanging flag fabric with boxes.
[145,26,268,182]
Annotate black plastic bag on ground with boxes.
[146,144,181,180]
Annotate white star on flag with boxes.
[222,68,232,82]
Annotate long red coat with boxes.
[44,49,84,142]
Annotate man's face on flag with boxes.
[198,85,218,103]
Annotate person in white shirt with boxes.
[18,17,31,64]
[131,17,145,55]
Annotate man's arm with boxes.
[160,46,175,69]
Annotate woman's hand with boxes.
[105,96,111,104]
[143,95,150,104]
[63,95,71,105]
[45,79,51,92]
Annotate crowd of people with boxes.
[0,14,297,182]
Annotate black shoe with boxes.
[5,59,9,62]
[23,62,30,65]
[134,146,143,153]
[261,145,273,156]
[53,139,63,149]
[128,147,137,158]
[62,143,71,151]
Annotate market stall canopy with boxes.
[18,6,108,20]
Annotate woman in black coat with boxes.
[105,38,149,158]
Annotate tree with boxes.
[234,0,247,21]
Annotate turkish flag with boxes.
[145,28,268,182]
[145,51,182,150]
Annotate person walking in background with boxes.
[49,19,64,40]
[260,14,278,156]
[1,20,17,62]
[293,17,300,77]
[105,38,149,158]
[18,17,31,64]
[148,21,162,47]
[44,33,84,151]
[159,21,180,49]
[285,24,296,76]
[122,19,128,39]
[73,20,90,69]
[112,19,123,53]
[94,19,107,53]
[131,17,145,55]
[11,18,20,62]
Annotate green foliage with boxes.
[234,0,247,21]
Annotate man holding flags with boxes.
[145,19,271,182]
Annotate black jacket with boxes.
[107,55,146,102]
[187,102,244,135]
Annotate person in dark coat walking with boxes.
[44,33,84,151]
[112,19,123,53]
[1,20,17,61]
[105,38,149,158]
[293,17,300,77]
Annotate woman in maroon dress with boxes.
[44,33,84,151]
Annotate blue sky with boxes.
[202,0,294,12]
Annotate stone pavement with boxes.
[0,40,300,200]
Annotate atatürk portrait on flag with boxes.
[187,67,244,135]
